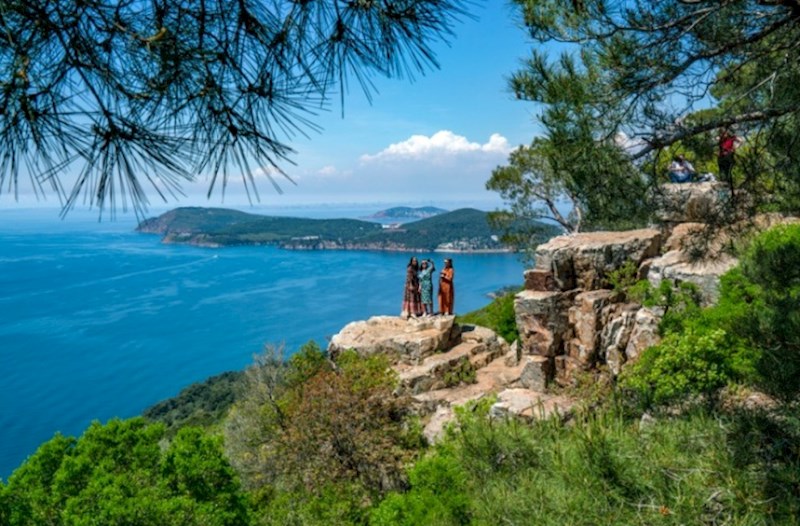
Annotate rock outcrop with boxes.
[513,183,800,388]
[328,315,460,365]
[328,316,575,442]
[326,184,797,438]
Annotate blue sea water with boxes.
[0,207,525,480]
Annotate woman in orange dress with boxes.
[438,258,454,315]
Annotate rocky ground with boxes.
[329,315,575,442]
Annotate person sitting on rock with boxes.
[668,154,697,183]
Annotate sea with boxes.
[0,205,526,480]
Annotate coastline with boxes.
[157,236,515,254]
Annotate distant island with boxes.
[364,206,448,220]
[136,207,561,252]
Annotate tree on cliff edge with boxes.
[0,0,469,215]
[489,0,800,242]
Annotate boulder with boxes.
[490,389,574,420]
[459,324,509,359]
[328,315,459,365]
[524,268,558,291]
[647,250,737,306]
[515,290,576,357]
[654,182,735,224]
[534,229,662,291]
[567,289,613,367]
[624,308,662,365]
[518,355,552,391]
[599,303,639,375]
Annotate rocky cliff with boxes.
[327,183,797,439]
[515,182,796,387]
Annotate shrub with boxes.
[370,455,471,526]
[736,224,800,397]
[377,404,778,525]
[456,290,520,343]
[621,327,758,405]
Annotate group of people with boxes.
[668,127,742,184]
[401,257,454,318]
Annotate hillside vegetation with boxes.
[3,225,800,525]
[136,207,561,251]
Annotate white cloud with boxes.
[360,131,511,162]
[614,131,646,154]
[317,165,338,176]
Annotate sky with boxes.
[0,2,544,215]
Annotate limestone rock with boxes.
[524,268,558,291]
[567,289,612,367]
[518,355,552,391]
[554,355,583,387]
[624,308,661,365]
[460,324,509,359]
[647,250,737,306]
[328,315,458,364]
[599,303,639,375]
[654,182,734,223]
[423,405,456,444]
[514,290,576,357]
[490,389,574,420]
[534,229,662,291]
[504,340,520,367]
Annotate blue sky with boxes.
[1,2,543,213]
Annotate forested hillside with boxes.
[137,207,561,251]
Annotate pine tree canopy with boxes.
[0,0,470,215]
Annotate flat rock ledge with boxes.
[328,315,575,442]
[328,315,460,365]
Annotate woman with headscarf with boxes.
[438,258,454,315]
[401,257,423,318]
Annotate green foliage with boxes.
[371,455,471,526]
[628,279,703,335]
[375,403,789,525]
[226,344,423,522]
[143,370,244,433]
[2,419,248,526]
[1,1,469,213]
[624,224,800,404]
[487,135,650,240]
[456,291,520,343]
[605,259,639,298]
[141,207,540,251]
[621,327,758,405]
[442,359,476,388]
[733,224,800,397]
[510,0,800,217]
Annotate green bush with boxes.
[622,223,800,404]
[737,224,800,397]
[370,455,471,526]
[621,327,758,405]
[373,403,784,525]
[2,419,249,526]
[442,359,476,387]
[456,291,520,343]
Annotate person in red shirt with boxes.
[718,128,741,183]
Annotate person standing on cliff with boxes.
[418,259,435,316]
[438,258,455,315]
[717,127,741,183]
[401,257,423,318]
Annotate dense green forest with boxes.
[3,224,800,525]
[137,207,561,251]
[137,208,560,250]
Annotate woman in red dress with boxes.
[401,257,423,318]
[438,258,454,315]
